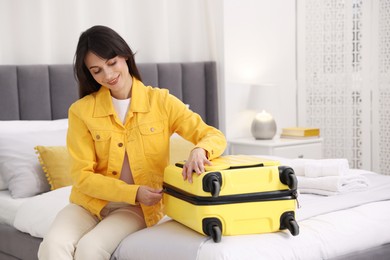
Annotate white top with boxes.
[111,97,134,184]
[111,96,131,124]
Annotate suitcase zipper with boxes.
[293,190,301,208]
[163,183,297,206]
[175,162,265,169]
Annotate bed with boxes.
[0,62,390,260]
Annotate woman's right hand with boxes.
[136,186,163,206]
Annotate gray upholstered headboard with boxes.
[0,62,218,128]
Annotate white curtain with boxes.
[0,0,221,64]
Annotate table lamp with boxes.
[248,84,278,140]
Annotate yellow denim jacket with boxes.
[67,78,227,227]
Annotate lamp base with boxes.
[251,117,277,140]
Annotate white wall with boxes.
[0,0,297,142]
[221,0,297,139]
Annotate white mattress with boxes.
[111,172,390,260]
[196,200,390,260]
[111,201,390,260]
[4,169,390,260]
[0,190,28,226]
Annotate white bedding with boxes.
[5,170,390,260]
[296,170,389,220]
[13,186,71,238]
[112,172,390,260]
[0,190,27,226]
[196,201,390,260]
[111,201,390,260]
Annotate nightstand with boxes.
[228,137,323,159]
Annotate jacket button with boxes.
[118,143,123,147]
[112,171,118,175]
[150,127,155,132]
[96,135,100,140]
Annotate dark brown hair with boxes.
[74,25,142,98]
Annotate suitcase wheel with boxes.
[203,172,222,197]
[210,180,221,197]
[279,166,298,190]
[280,211,299,236]
[211,225,222,243]
[287,219,299,236]
[203,217,222,243]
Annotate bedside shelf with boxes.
[228,137,323,159]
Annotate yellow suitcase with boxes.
[163,155,299,242]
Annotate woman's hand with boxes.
[182,147,212,183]
[136,186,163,206]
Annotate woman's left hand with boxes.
[182,147,212,183]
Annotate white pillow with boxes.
[14,186,71,238]
[0,119,68,133]
[0,120,69,190]
[0,120,68,197]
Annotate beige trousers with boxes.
[38,203,146,260]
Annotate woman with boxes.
[38,25,226,260]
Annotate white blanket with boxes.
[196,201,390,260]
[112,172,390,260]
[112,200,390,260]
[11,172,390,260]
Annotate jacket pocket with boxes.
[139,121,166,156]
[91,130,112,161]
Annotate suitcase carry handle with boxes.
[174,156,267,171]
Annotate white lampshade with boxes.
[248,84,278,114]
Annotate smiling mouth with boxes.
[107,75,120,85]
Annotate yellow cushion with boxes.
[35,146,72,190]
[169,135,195,165]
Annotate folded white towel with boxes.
[304,159,349,178]
[274,158,312,176]
[277,158,350,177]
[297,172,369,196]
[283,159,312,176]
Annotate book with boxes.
[280,134,320,139]
[281,127,320,137]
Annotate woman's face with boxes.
[84,51,133,99]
